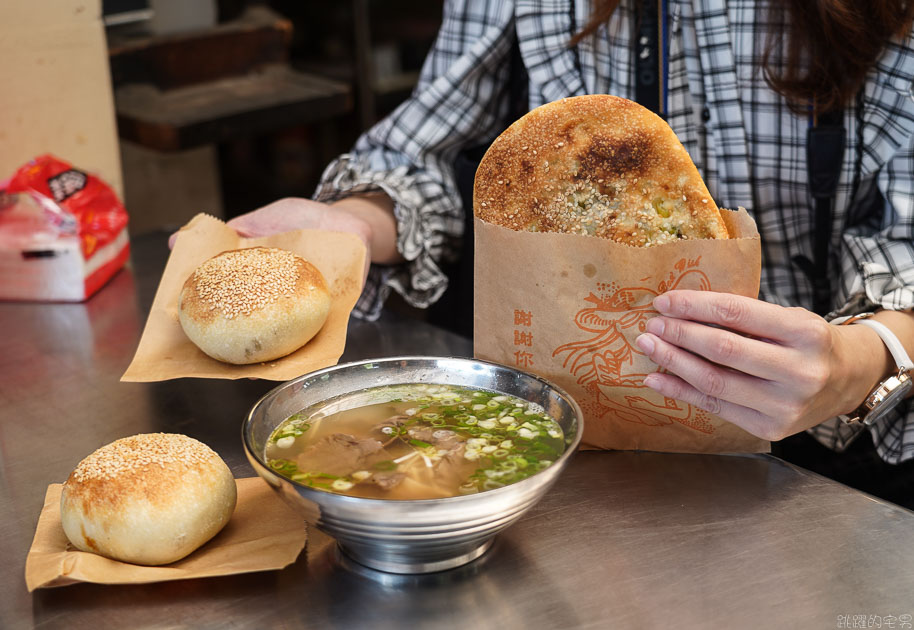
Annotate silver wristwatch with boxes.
[832,312,914,426]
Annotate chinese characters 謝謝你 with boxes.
[512,309,534,368]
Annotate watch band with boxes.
[829,312,871,326]
[831,312,914,425]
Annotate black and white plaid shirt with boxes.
[314,0,914,464]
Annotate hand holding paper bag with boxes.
[636,290,890,442]
[473,211,765,453]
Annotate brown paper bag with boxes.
[122,213,365,382]
[25,477,307,590]
[474,208,768,454]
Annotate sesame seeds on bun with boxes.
[60,433,237,566]
[70,432,217,482]
[191,247,303,320]
[178,247,332,365]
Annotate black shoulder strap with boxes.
[792,110,845,315]
[633,0,663,117]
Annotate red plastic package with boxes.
[0,155,130,301]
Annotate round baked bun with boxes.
[60,433,237,566]
[178,246,331,365]
[474,94,729,246]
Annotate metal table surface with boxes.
[2,233,913,630]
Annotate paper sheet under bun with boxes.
[60,433,237,566]
[177,246,331,365]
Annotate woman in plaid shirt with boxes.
[228,1,914,503]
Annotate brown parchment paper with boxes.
[121,213,366,382]
[474,208,769,454]
[25,477,307,591]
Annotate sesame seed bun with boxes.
[60,433,237,566]
[474,95,729,246]
[178,247,331,365]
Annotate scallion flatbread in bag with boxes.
[472,95,765,454]
[474,94,729,245]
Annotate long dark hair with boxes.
[568,0,914,114]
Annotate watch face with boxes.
[863,374,913,426]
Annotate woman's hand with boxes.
[225,197,373,245]
[633,290,893,441]
[169,197,378,249]
[168,194,403,282]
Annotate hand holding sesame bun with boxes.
[178,247,331,365]
[60,433,237,566]
[474,94,729,246]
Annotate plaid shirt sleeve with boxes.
[313,0,516,320]
[836,38,914,315]
[812,144,914,463]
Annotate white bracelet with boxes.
[853,319,914,373]
[831,313,914,372]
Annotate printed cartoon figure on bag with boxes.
[553,258,716,433]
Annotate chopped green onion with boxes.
[268,383,566,497]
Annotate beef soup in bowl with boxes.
[265,383,567,499]
[243,356,583,574]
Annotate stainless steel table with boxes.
[2,233,913,630]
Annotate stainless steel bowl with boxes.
[243,356,583,574]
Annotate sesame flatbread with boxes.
[474,95,728,246]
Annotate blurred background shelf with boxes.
[105,0,441,233]
[107,5,293,89]
[115,66,351,151]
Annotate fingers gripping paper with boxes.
[473,96,766,453]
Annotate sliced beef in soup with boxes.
[366,470,406,490]
[372,414,408,436]
[432,444,471,489]
[394,430,470,493]
[295,433,389,477]
[407,427,462,450]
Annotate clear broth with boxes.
[266,384,566,499]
